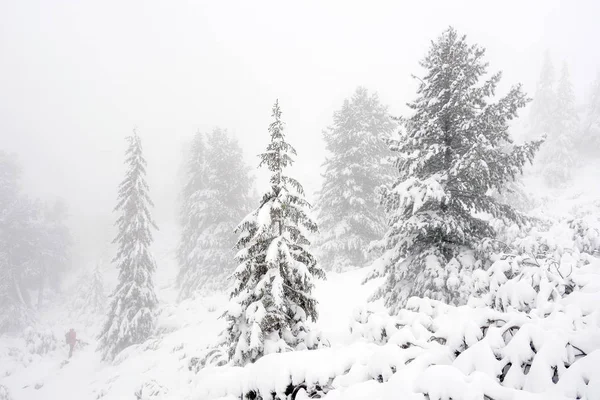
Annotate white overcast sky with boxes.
[1,0,599,262]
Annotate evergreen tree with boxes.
[527,51,556,142]
[539,62,578,186]
[580,71,600,155]
[315,87,396,272]
[97,130,158,361]
[220,100,324,366]
[370,28,542,313]
[177,128,253,299]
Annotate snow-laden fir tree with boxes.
[370,27,542,313]
[315,87,396,272]
[177,128,253,299]
[220,100,325,366]
[97,130,158,361]
[539,62,578,187]
[580,71,600,156]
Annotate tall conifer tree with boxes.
[371,28,542,312]
[220,100,324,366]
[98,130,158,361]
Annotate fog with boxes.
[1,0,599,266]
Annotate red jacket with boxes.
[66,330,76,346]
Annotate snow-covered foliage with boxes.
[0,385,12,400]
[177,128,254,299]
[97,130,159,361]
[135,380,169,400]
[490,179,536,213]
[219,100,325,366]
[194,251,600,400]
[370,27,542,313]
[315,87,396,271]
[23,327,58,356]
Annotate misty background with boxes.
[1,0,599,270]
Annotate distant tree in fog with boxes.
[177,128,253,299]
[176,131,207,296]
[580,71,600,156]
[528,52,556,143]
[35,199,71,305]
[72,262,105,321]
[97,130,158,361]
[0,153,71,332]
[314,87,396,272]
[538,62,578,187]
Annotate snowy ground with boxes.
[0,264,381,400]
[1,164,600,400]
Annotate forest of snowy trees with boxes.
[1,21,600,400]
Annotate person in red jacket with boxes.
[65,328,76,358]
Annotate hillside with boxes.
[1,162,600,400]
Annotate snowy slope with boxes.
[1,163,600,400]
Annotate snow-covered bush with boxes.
[0,385,12,400]
[569,218,600,255]
[134,380,168,400]
[23,327,58,355]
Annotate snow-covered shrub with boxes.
[569,218,600,255]
[0,385,13,400]
[23,327,57,355]
[340,292,600,399]
[134,380,168,400]
[480,255,576,313]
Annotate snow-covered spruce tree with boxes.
[177,129,253,299]
[539,62,578,187]
[220,100,325,366]
[315,87,396,272]
[370,27,543,313]
[97,130,158,361]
